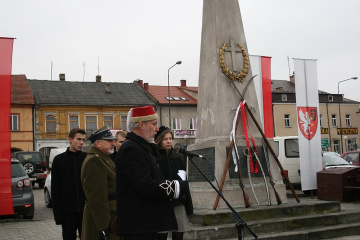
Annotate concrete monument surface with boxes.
[187,0,287,209]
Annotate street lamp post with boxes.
[338,77,357,154]
[168,61,182,129]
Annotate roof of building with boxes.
[11,75,35,105]
[142,85,197,105]
[27,79,156,106]
[271,79,359,103]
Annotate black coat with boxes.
[116,132,177,234]
[51,148,86,225]
[157,148,193,215]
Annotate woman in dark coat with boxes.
[155,126,193,240]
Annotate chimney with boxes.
[96,75,102,82]
[106,83,111,93]
[290,72,295,84]
[276,87,283,93]
[59,73,65,81]
[137,79,143,86]
[144,83,149,90]
[180,79,186,87]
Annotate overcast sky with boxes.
[1,0,359,101]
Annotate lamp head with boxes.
[176,61,182,65]
[351,77,358,80]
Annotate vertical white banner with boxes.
[293,58,322,191]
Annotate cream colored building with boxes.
[272,77,359,154]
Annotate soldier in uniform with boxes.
[81,125,119,240]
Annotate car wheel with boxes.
[23,161,36,175]
[38,181,45,189]
[32,181,36,186]
[44,188,52,208]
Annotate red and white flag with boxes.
[294,58,322,191]
[250,55,273,138]
[0,37,14,215]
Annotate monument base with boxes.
[187,137,287,209]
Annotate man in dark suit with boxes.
[116,105,189,240]
[51,128,87,240]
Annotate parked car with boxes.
[44,172,52,208]
[11,159,35,219]
[13,151,48,189]
[341,151,360,166]
[323,152,356,168]
[323,151,341,157]
[48,148,67,170]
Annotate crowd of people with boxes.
[51,105,193,240]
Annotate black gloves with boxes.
[99,228,110,239]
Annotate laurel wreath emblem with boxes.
[219,43,249,82]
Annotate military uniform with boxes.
[81,125,120,240]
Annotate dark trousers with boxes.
[61,211,83,240]
[123,233,157,240]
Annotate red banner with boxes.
[0,37,14,215]
[260,56,273,138]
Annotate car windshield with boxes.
[11,162,27,178]
[16,152,42,162]
[324,153,350,166]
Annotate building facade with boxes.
[10,75,35,153]
[28,75,155,162]
[272,76,359,154]
[136,79,198,148]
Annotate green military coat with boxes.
[81,147,120,240]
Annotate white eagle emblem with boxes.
[297,107,318,140]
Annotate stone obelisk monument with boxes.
[187,0,287,209]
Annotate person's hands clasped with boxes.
[98,228,110,239]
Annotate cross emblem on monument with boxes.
[224,39,242,73]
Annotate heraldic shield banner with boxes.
[297,107,318,140]
[294,58,322,191]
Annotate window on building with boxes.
[346,138,356,152]
[103,116,113,129]
[189,118,197,130]
[319,114,323,127]
[284,114,291,127]
[333,139,340,154]
[46,115,56,133]
[10,114,19,131]
[328,95,333,102]
[85,116,97,137]
[69,116,79,130]
[331,114,337,127]
[345,114,351,126]
[120,115,127,130]
[281,94,287,101]
[172,117,181,130]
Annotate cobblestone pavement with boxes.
[0,185,63,240]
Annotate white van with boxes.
[48,148,67,170]
[273,136,301,185]
[273,136,325,186]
